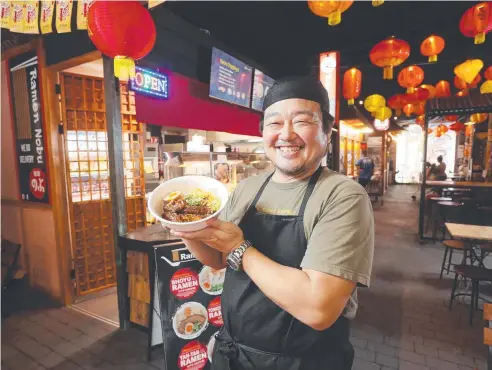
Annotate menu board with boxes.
[251,69,275,112]
[156,245,225,370]
[8,51,50,203]
[209,47,253,108]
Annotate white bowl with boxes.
[147,176,229,232]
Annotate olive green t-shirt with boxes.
[219,167,375,319]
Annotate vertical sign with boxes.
[9,51,49,203]
[319,51,340,125]
[155,245,224,370]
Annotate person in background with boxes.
[436,155,447,180]
[173,76,374,370]
[355,152,375,188]
[214,162,230,184]
[458,160,469,178]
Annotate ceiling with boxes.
[163,1,492,102]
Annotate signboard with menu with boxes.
[319,51,340,125]
[156,244,225,370]
[251,69,275,112]
[8,51,49,203]
[209,47,253,108]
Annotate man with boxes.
[174,76,374,370]
[215,162,231,184]
[355,152,375,188]
[436,155,447,180]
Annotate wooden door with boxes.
[61,72,146,297]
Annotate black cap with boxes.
[262,76,334,122]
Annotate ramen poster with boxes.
[156,245,225,370]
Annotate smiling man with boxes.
[174,76,374,370]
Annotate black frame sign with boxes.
[155,244,225,370]
[8,51,49,203]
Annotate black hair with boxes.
[437,155,443,163]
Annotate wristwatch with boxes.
[226,240,253,271]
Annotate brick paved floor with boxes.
[1,185,488,370]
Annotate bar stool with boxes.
[439,240,470,279]
[435,201,463,241]
[449,265,492,325]
[425,197,452,237]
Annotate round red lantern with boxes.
[469,74,482,88]
[445,115,459,123]
[420,84,436,99]
[413,101,426,116]
[369,37,410,80]
[388,94,405,115]
[485,66,492,80]
[435,80,451,98]
[416,115,425,126]
[343,68,362,105]
[449,122,465,132]
[456,90,469,97]
[87,1,156,81]
[459,2,492,44]
[420,35,445,63]
[308,1,353,26]
[397,65,424,93]
[454,76,468,90]
[403,104,414,117]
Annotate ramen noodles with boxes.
[162,189,220,223]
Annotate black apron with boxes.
[212,167,354,370]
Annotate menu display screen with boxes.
[209,47,253,108]
[251,70,275,111]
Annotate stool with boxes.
[425,197,452,236]
[439,240,469,279]
[449,265,492,326]
[435,201,463,241]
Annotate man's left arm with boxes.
[242,192,374,330]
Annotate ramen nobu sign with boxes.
[131,67,169,98]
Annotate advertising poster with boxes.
[9,51,49,203]
[209,47,253,108]
[319,51,340,124]
[156,245,225,370]
[251,69,275,112]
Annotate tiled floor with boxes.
[1,184,488,370]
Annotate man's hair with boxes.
[437,155,443,162]
[259,76,334,134]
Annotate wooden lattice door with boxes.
[61,72,146,297]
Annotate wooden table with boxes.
[445,223,492,242]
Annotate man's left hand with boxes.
[173,219,244,254]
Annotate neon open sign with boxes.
[131,67,169,98]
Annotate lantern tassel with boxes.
[407,87,415,94]
[474,32,485,44]
[114,56,136,82]
[347,98,354,106]
[327,11,341,26]
[383,66,393,80]
[428,55,437,63]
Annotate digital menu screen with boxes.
[251,69,275,111]
[209,47,253,108]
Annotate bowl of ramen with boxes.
[199,266,226,295]
[172,302,209,340]
[148,176,229,232]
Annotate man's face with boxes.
[262,98,329,177]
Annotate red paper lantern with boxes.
[456,90,469,97]
[420,35,445,63]
[88,1,156,81]
[435,80,451,98]
[413,101,426,116]
[403,88,429,105]
[397,65,425,93]
[469,74,482,89]
[416,115,425,126]
[403,104,414,117]
[388,94,405,115]
[369,37,410,80]
[445,115,459,123]
[454,76,468,90]
[308,1,354,26]
[343,68,362,105]
[449,122,465,132]
[459,2,492,44]
[485,66,492,80]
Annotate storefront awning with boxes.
[135,71,262,137]
[426,92,492,116]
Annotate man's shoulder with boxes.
[316,168,367,199]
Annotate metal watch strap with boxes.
[227,240,252,271]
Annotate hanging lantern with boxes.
[435,80,451,98]
[375,106,392,121]
[416,115,425,126]
[428,128,434,135]
[369,37,410,80]
[364,94,386,113]
[403,103,414,117]
[372,0,384,7]
[450,122,466,132]
[456,90,469,97]
[413,101,426,116]
[87,1,157,81]
[420,84,436,99]
[445,115,459,123]
[307,1,354,26]
[374,118,390,131]
[469,74,482,89]
[454,59,484,84]
[459,2,492,44]
[420,35,445,63]
[397,65,424,93]
[388,94,405,115]
[454,76,468,90]
[481,80,492,93]
[471,113,489,123]
[343,68,362,105]
[485,66,492,80]
[403,88,429,105]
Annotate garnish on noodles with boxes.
[162,189,220,223]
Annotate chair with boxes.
[439,240,470,279]
[435,201,463,241]
[449,264,492,325]
[425,197,451,237]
